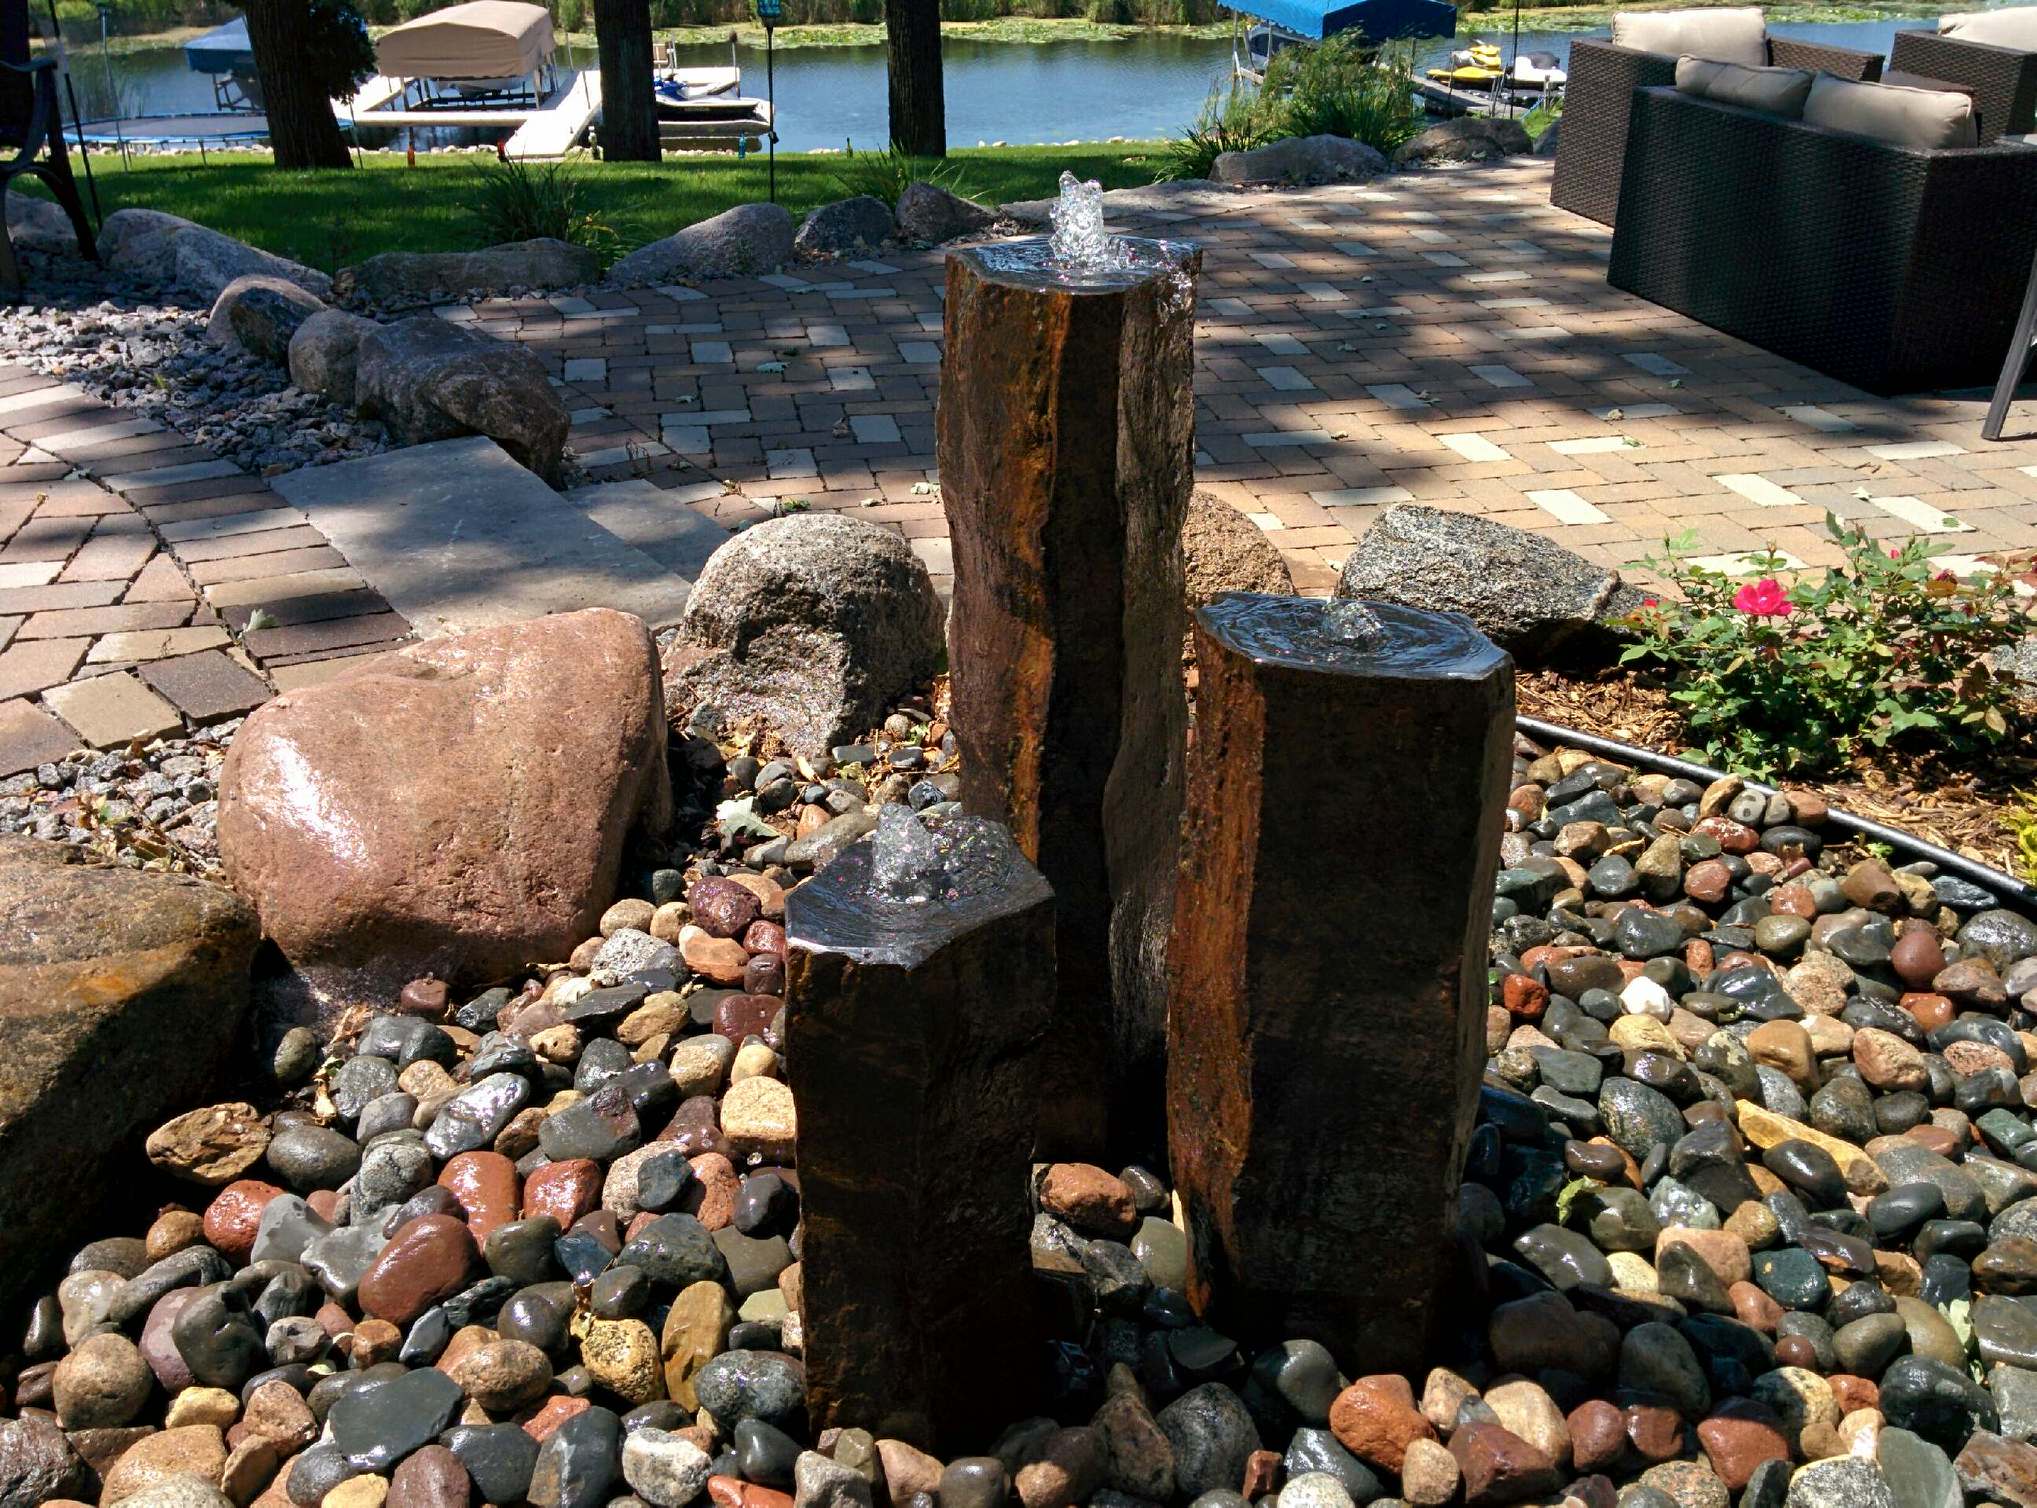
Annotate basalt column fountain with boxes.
[938,176,1200,1161]
[1168,594,1514,1375]
[784,807,1055,1451]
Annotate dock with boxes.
[337,68,603,158]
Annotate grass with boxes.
[42,143,1164,269]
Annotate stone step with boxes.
[562,477,730,584]
[272,437,693,636]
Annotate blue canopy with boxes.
[1229,0,1456,40]
[183,17,255,74]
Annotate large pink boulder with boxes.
[220,609,672,999]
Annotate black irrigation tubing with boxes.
[1514,713,2037,917]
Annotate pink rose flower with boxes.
[1732,578,1793,617]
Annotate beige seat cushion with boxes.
[1803,72,1981,146]
[1940,6,2037,49]
[1674,54,1815,114]
[1611,7,1769,66]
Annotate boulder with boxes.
[894,182,998,245]
[1212,134,1389,187]
[793,196,896,259]
[0,838,258,1317]
[664,513,945,758]
[218,609,672,1005]
[287,309,381,410]
[609,203,795,286]
[1392,117,1534,168]
[1334,503,1645,664]
[336,237,601,304]
[7,193,81,256]
[353,315,571,483]
[1534,118,1562,158]
[206,275,327,364]
[1181,490,1294,604]
[97,208,332,301]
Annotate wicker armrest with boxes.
[1766,36,1884,81]
[1891,28,2037,141]
[1549,38,1683,226]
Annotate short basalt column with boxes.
[938,230,1200,1161]
[1167,594,1514,1375]
[785,809,1054,1451]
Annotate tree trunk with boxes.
[884,0,944,157]
[244,0,352,170]
[594,0,659,162]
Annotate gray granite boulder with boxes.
[1334,503,1645,664]
[1393,117,1533,168]
[336,237,601,303]
[894,182,997,245]
[7,193,81,255]
[288,309,382,410]
[353,315,570,482]
[1534,118,1562,157]
[1212,133,1388,187]
[793,196,896,258]
[207,274,327,364]
[98,208,332,301]
[609,202,794,286]
[664,512,945,757]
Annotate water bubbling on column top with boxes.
[1196,592,1510,680]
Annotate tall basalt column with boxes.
[938,235,1199,1162]
[785,813,1053,1452]
[1168,594,1514,1375]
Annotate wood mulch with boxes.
[1516,668,2037,877]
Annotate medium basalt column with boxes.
[785,814,1053,1452]
[1168,594,1514,1375]
[938,235,1200,1162]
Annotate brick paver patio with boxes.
[3,154,2034,774]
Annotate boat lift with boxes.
[1224,0,1458,85]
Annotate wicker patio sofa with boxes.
[1890,23,2037,141]
[1551,24,1883,226]
[1606,85,2037,394]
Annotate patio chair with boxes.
[1551,8,1884,227]
[1890,10,2037,143]
[1607,82,2037,394]
[0,57,98,293]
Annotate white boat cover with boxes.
[376,1,555,80]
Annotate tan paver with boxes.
[43,672,184,747]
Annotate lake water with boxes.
[70,16,1927,154]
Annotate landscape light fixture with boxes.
[756,0,779,201]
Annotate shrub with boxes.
[305,0,381,100]
[829,141,977,204]
[467,157,620,265]
[1264,34,1425,153]
[1154,80,1275,180]
[2005,793,2037,884]
[1620,514,2026,779]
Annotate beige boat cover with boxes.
[376,1,555,79]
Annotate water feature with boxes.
[66,16,1928,152]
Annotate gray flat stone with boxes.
[273,438,691,635]
[563,479,728,583]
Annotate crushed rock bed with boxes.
[0,721,236,874]
[0,251,387,477]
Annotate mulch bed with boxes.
[1516,667,2037,877]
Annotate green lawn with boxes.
[52,143,1166,270]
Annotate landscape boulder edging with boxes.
[608,202,796,287]
[206,274,327,364]
[336,237,602,304]
[353,314,571,483]
[1212,133,1389,187]
[97,208,333,302]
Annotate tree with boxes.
[244,0,374,170]
[885,0,944,158]
[595,0,659,162]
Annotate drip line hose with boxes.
[1514,713,2037,915]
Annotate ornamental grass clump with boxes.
[1621,514,2027,780]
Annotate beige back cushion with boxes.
[1940,6,2037,48]
[1803,72,1981,146]
[1611,7,1769,65]
[1674,54,1815,114]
